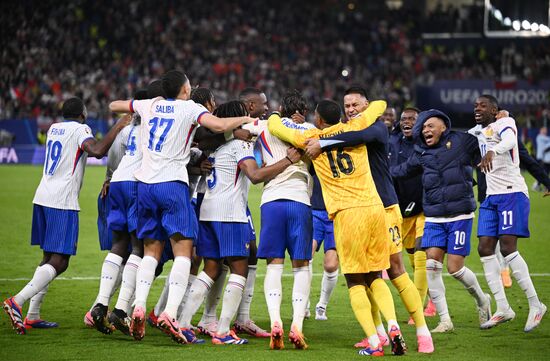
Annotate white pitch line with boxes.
[1,273,550,282]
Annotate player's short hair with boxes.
[239,87,262,100]
[402,106,421,114]
[191,87,214,107]
[62,97,85,119]
[133,88,149,100]
[316,100,342,125]
[344,86,368,99]
[213,100,248,118]
[161,70,188,99]
[280,89,307,118]
[147,80,166,99]
[480,94,499,109]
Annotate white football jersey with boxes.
[110,123,142,183]
[187,147,204,198]
[243,118,314,206]
[33,121,94,210]
[469,117,528,196]
[132,97,209,184]
[199,140,255,222]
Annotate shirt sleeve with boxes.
[191,102,210,125]
[390,152,422,178]
[267,113,309,149]
[77,124,95,149]
[464,133,481,165]
[233,140,256,164]
[319,123,386,150]
[346,100,387,131]
[243,119,265,136]
[492,117,517,154]
[105,126,130,181]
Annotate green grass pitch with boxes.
[0,165,549,360]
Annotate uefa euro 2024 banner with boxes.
[416,80,550,113]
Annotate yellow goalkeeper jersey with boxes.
[268,100,386,218]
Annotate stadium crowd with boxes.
[2,0,550,123]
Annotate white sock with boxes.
[318,270,338,308]
[26,284,49,321]
[237,265,257,323]
[291,266,311,332]
[153,276,170,316]
[96,253,123,306]
[201,265,228,324]
[178,271,214,328]
[178,274,197,319]
[307,260,313,312]
[505,251,541,309]
[264,263,284,328]
[376,323,388,337]
[495,242,509,270]
[426,259,450,322]
[217,274,246,335]
[368,334,381,349]
[134,255,158,310]
[481,255,510,311]
[14,264,57,306]
[115,254,141,313]
[164,256,191,318]
[451,266,486,307]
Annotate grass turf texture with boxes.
[0,165,549,361]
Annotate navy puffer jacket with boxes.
[390,109,481,218]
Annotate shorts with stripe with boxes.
[422,219,472,256]
[402,213,425,250]
[385,204,403,255]
[97,192,112,251]
[258,200,312,260]
[31,204,79,255]
[312,209,335,253]
[197,221,251,259]
[246,207,256,242]
[478,192,530,238]
[107,181,138,233]
[334,205,389,274]
[137,181,196,241]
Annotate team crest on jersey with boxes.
[446,141,451,149]
[483,127,494,137]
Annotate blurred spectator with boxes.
[0,0,549,123]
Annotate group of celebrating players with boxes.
[3,69,548,357]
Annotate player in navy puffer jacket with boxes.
[391,109,491,333]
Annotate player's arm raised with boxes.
[81,114,131,159]
[304,125,386,159]
[239,147,302,184]
[348,100,387,130]
[199,113,256,133]
[267,112,308,148]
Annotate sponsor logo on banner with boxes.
[417,80,550,113]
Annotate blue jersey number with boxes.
[148,117,174,152]
[44,140,62,175]
[126,127,137,156]
[206,156,217,189]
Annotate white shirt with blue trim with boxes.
[200,139,254,222]
[131,97,208,184]
[33,121,93,211]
